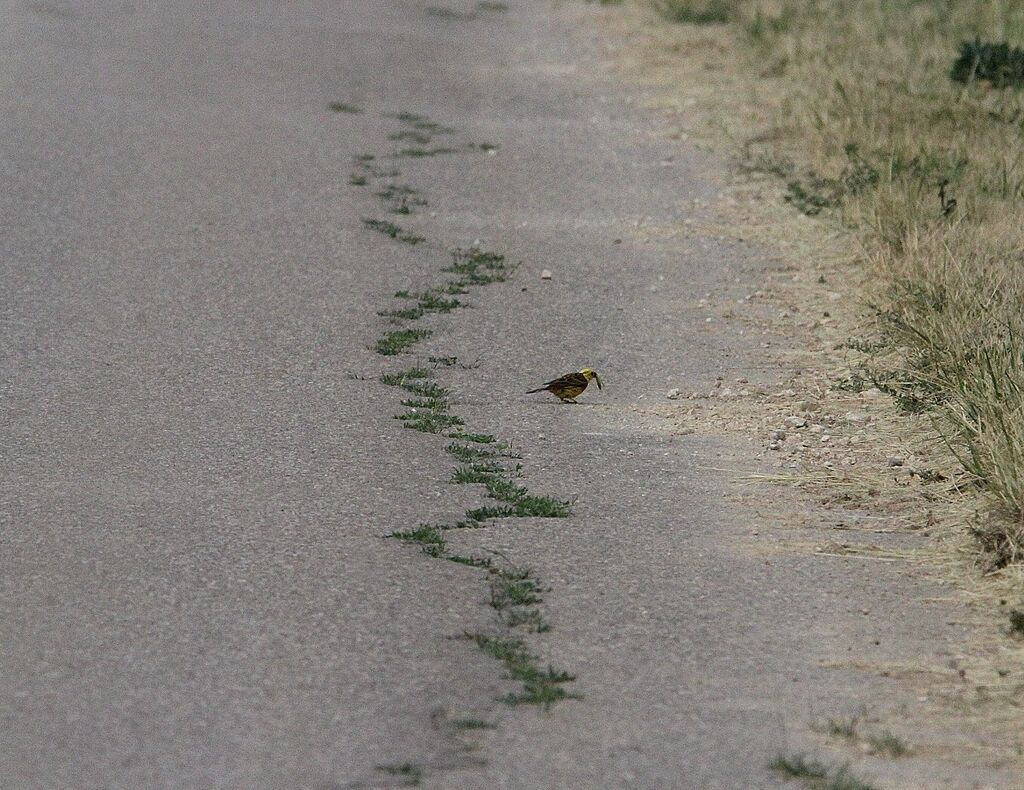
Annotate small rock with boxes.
[771,430,786,441]
[845,411,870,425]
[768,442,781,451]
[809,423,825,434]
[785,416,807,428]
[828,291,842,302]
[887,457,904,467]
[776,388,796,398]
[797,399,820,412]
[677,427,695,435]
[540,269,552,279]
[666,388,681,400]
[820,435,831,443]
[861,387,884,399]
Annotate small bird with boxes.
[526,368,602,403]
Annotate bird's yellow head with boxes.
[579,368,602,389]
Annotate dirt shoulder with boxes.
[588,2,1024,784]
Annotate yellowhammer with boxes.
[526,368,602,403]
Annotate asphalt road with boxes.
[1,2,1013,788]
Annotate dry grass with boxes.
[646,0,1024,568]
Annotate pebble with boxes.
[797,399,819,412]
[771,429,786,441]
[785,416,807,428]
[845,411,871,425]
[887,457,904,467]
[768,442,781,451]
[861,387,884,398]
[540,269,552,279]
[666,388,681,400]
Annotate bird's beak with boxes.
[595,374,602,390]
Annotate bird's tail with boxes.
[525,387,546,394]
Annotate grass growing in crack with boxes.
[396,146,460,158]
[469,634,579,708]
[389,525,446,557]
[452,464,503,483]
[376,762,423,787]
[769,754,875,790]
[348,174,367,186]
[448,431,497,444]
[388,130,433,144]
[386,112,455,134]
[446,553,494,569]
[376,329,431,356]
[488,566,550,631]
[425,6,476,21]
[400,380,450,399]
[444,248,515,285]
[397,410,465,434]
[328,101,362,113]
[362,218,424,245]
[866,730,909,758]
[379,290,463,320]
[380,367,430,386]
[451,718,496,730]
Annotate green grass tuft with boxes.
[329,101,362,113]
[362,218,425,245]
[375,329,431,356]
[397,410,464,434]
[389,525,446,557]
[468,633,579,708]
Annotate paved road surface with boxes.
[1,2,1009,788]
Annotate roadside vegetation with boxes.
[645,0,1024,569]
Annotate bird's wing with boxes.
[545,372,586,389]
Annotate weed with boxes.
[448,431,497,444]
[653,0,732,25]
[361,218,425,245]
[459,505,515,525]
[389,525,446,557]
[489,569,543,609]
[397,410,465,434]
[388,130,433,145]
[375,329,431,356]
[425,6,475,21]
[821,717,859,740]
[386,112,455,134]
[951,39,1024,89]
[430,355,458,367]
[396,146,460,158]
[769,754,875,790]
[446,442,496,462]
[376,762,423,786]
[380,367,430,386]
[451,718,496,730]
[866,730,909,758]
[468,633,579,708]
[452,464,503,484]
[447,554,494,569]
[1008,608,1024,638]
[444,248,514,285]
[508,494,572,518]
[328,102,362,114]
[348,174,367,186]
